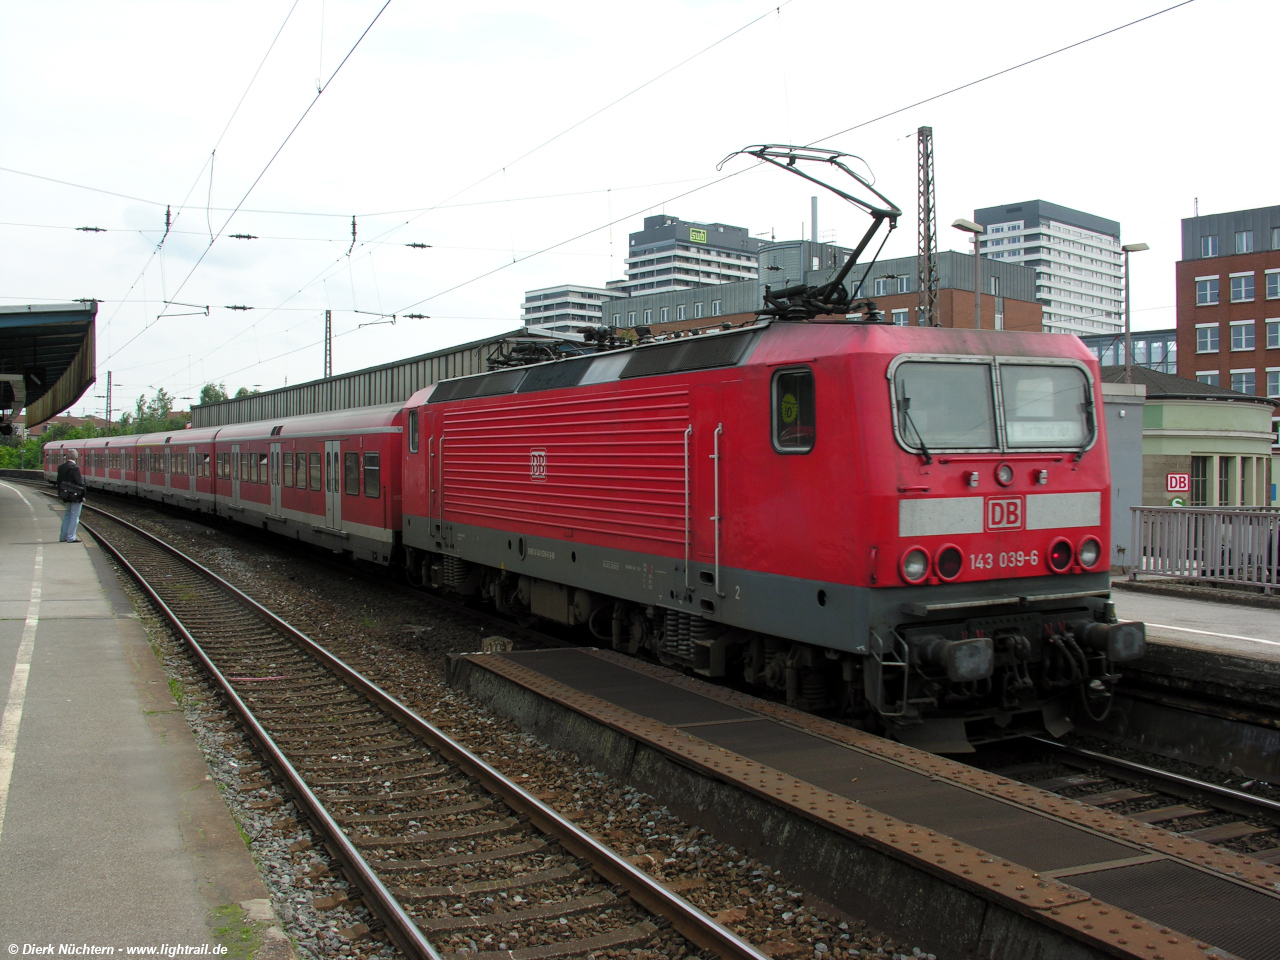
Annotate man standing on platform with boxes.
[56,449,85,542]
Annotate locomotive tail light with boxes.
[1077,536,1102,569]
[1036,469,1049,485]
[916,634,995,683]
[1047,537,1073,573]
[967,471,980,488]
[1075,620,1147,662]
[901,547,930,583]
[995,462,1015,486]
[934,544,963,581]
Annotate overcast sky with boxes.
[1,0,1269,417]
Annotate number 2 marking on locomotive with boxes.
[735,586,741,600]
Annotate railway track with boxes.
[78,502,770,960]
[974,737,1280,864]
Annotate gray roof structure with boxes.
[1099,365,1277,405]
[190,329,522,427]
[975,200,1120,239]
[1180,204,1280,261]
[0,301,98,428]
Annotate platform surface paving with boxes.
[488,646,1280,960]
[0,482,269,949]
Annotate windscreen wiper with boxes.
[900,398,932,465]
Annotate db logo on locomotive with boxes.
[529,448,548,482]
[985,496,1024,531]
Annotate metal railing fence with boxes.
[1130,505,1280,593]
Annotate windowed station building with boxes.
[1176,204,1280,451]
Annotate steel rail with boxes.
[1030,736,1280,825]
[80,514,442,960]
[80,502,773,960]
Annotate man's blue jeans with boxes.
[60,500,83,542]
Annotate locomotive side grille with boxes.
[517,358,593,394]
[619,331,755,380]
[441,386,691,546]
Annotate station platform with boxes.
[1112,584,1280,664]
[0,482,274,949]
[450,646,1280,960]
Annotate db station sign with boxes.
[1167,473,1190,494]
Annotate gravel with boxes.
[95,499,942,960]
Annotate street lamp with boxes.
[952,219,985,328]
[1121,242,1150,384]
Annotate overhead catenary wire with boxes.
[96,0,305,348]
[160,0,1193,392]
[105,0,393,364]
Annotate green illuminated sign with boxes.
[690,228,707,243]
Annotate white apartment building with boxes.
[975,200,1124,336]
[608,215,761,298]
[520,283,622,334]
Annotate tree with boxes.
[199,382,229,405]
[234,386,261,398]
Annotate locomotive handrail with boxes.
[712,423,724,598]
[684,424,692,591]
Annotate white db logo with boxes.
[529,448,547,482]
[986,496,1024,531]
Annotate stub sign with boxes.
[1167,473,1190,493]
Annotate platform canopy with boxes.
[0,301,97,429]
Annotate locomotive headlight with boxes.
[995,462,1015,486]
[1078,537,1102,568]
[935,544,963,581]
[901,547,930,583]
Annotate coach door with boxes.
[231,444,241,506]
[163,445,172,494]
[324,440,342,529]
[270,442,282,515]
[187,446,196,493]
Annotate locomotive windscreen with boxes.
[893,358,1093,452]
[1001,364,1090,447]
[894,361,998,450]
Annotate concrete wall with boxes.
[1101,383,1145,568]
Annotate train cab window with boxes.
[344,452,360,495]
[894,361,997,451]
[283,453,293,487]
[309,453,322,491]
[363,453,380,497]
[772,368,815,453]
[1000,364,1091,448]
[259,453,269,483]
[408,410,419,453]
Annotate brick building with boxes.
[1176,205,1280,452]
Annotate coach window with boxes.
[772,368,815,453]
[408,410,419,453]
[363,452,381,497]
[259,452,269,483]
[283,452,294,487]
[344,452,360,495]
[240,452,249,482]
[296,453,307,487]
[309,452,322,491]
[893,361,997,451]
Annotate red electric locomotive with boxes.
[398,146,1145,750]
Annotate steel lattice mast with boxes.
[916,126,939,326]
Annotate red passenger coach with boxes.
[213,405,403,564]
[400,320,1145,750]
